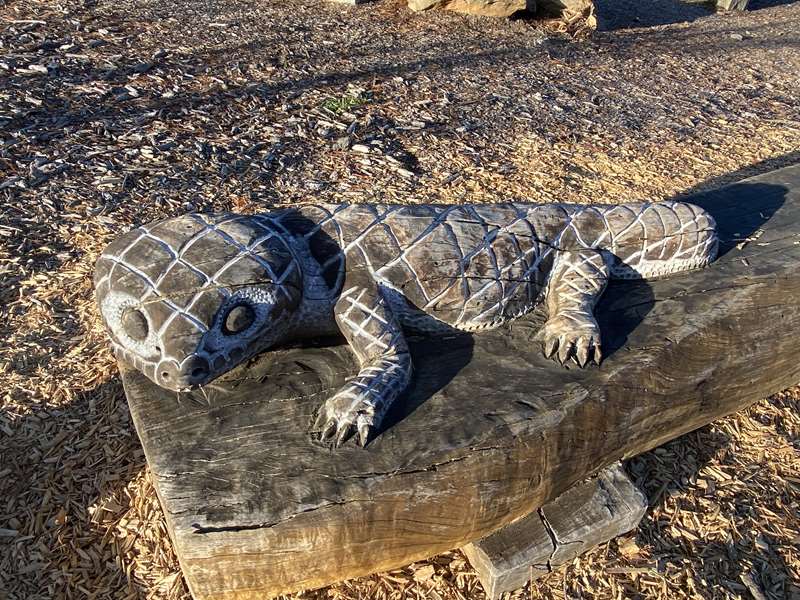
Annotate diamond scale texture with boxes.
[293,201,716,330]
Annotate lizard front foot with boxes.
[314,385,378,448]
[536,312,602,367]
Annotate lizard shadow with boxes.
[597,180,787,360]
[378,331,475,437]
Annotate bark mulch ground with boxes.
[1,0,798,598]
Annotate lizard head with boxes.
[94,213,301,391]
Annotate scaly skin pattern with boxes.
[95,202,718,447]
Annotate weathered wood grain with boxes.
[542,463,646,566]
[122,165,800,600]
[463,463,647,599]
[462,512,552,599]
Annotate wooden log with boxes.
[463,463,647,599]
[542,463,646,565]
[122,165,800,600]
[462,508,552,599]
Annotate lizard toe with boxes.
[321,418,337,441]
[335,422,355,447]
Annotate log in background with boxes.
[122,165,800,600]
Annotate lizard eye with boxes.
[223,303,255,335]
[122,308,149,341]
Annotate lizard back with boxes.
[294,201,717,330]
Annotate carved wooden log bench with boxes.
[121,165,800,599]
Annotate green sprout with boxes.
[321,94,367,114]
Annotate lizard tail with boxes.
[606,201,719,280]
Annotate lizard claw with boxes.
[357,414,371,447]
[557,336,571,364]
[592,343,603,365]
[335,422,354,447]
[313,408,328,431]
[575,335,591,367]
[545,336,559,359]
[321,419,337,441]
[538,313,602,369]
[313,385,379,448]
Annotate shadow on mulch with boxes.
[595,0,800,31]
[678,150,800,195]
[0,379,153,600]
[590,20,800,57]
[749,0,800,9]
[595,0,714,31]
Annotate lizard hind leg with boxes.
[536,249,611,367]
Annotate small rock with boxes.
[412,564,435,582]
[305,181,326,192]
[618,537,641,558]
[396,168,415,179]
[332,136,350,151]
[132,62,153,73]
[409,0,525,16]
[730,33,744,41]
[351,144,370,153]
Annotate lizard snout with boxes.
[156,355,211,390]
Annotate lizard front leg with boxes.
[538,249,610,366]
[314,279,411,447]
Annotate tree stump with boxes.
[122,165,800,600]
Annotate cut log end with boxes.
[463,463,647,599]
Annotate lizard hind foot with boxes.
[536,312,603,367]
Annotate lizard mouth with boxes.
[155,357,212,391]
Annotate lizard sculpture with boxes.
[95,202,718,447]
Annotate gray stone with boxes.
[408,0,531,18]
